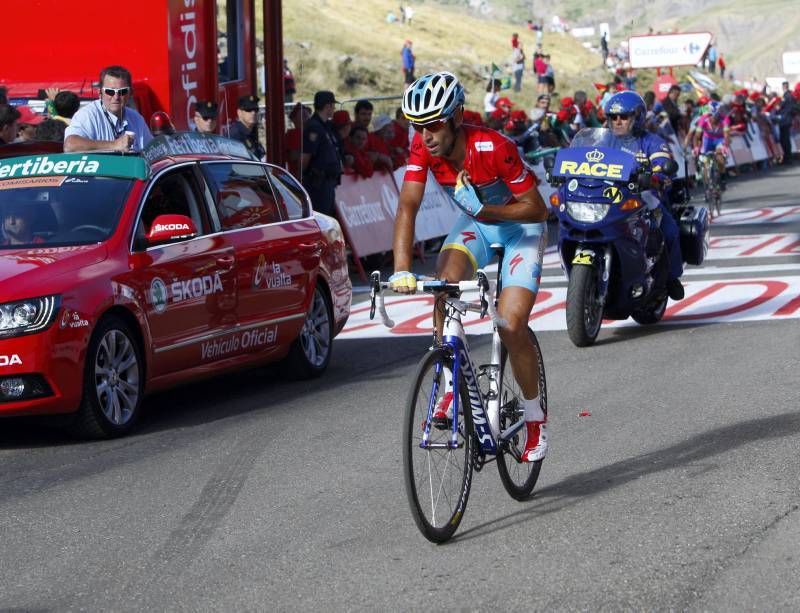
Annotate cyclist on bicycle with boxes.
[604,91,685,301]
[390,71,550,462]
[692,101,730,185]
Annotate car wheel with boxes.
[70,315,144,439]
[281,285,333,379]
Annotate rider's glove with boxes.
[453,177,485,218]
[389,270,417,293]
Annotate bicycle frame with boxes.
[369,269,525,457]
[420,294,525,457]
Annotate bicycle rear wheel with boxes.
[403,348,474,543]
[496,327,545,501]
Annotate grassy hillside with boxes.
[278,0,609,115]
[506,0,800,80]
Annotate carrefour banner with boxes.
[335,172,399,257]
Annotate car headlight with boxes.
[565,200,609,223]
[0,295,61,339]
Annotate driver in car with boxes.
[1,204,44,246]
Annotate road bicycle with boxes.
[369,252,547,543]
[698,152,723,218]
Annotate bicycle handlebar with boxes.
[369,270,507,329]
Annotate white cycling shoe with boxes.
[521,421,548,462]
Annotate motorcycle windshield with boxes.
[553,129,638,181]
[571,127,640,151]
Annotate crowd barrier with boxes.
[334,127,799,281]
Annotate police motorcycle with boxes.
[545,128,708,347]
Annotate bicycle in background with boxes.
[369,255,547,543]
[697,152,723,218]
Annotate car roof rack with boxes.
[142,132,259,165]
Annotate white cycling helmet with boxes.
[402,71,465,125]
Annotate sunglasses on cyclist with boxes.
[608,112,632,121]
[103,87,130,97]
[411,119,449,134]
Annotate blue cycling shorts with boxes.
[441,215,547,294]
[702,135,725,153]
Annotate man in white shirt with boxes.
[64,65,152,152]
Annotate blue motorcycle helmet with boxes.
[604,91,647,134]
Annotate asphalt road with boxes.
[1,164,798,611]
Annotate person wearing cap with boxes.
[330,109,352,168]
[301,91,343,217]
[14,106,45,142]
[64,65,152,152]
[193,100,218,134]
[401,40,415,85]
[0,104,21,145]
[369,114,397,171]
[229,95,265,159]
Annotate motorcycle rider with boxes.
[604,91,685,301]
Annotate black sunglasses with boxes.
[103,87,130,97]
[608,112,632,121]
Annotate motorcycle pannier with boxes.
[678,205,709,266]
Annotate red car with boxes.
[0,134,351,437]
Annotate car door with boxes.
[200,161,320,359]
[131,164,238,377]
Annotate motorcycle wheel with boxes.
[566,263,603,347]
[632,294,668,325]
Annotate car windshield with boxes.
[0,177,133,249]
[571,127,640,151]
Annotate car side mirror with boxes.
[146,214,197,244]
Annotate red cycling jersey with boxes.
[404,124,537,204]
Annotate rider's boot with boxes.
[521,396,548,462]
[667,278,685,301]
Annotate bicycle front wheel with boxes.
[403,348,474,543]
[496,327,546,501]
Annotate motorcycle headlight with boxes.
[565,200,609,222]
[0,295,61,339]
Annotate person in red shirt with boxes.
[344,125,374,179]
[390,71,551,462]
[389,107,411,164]
[370,114,397,171]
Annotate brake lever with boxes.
[369,270,380,320]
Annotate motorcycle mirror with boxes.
[662,159,679,175]
[637,172,652,191]
[543,157,555,172]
